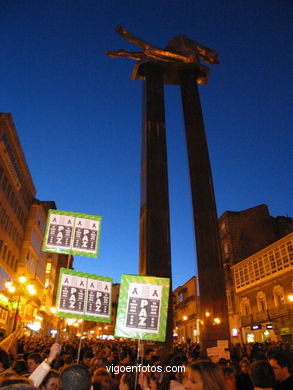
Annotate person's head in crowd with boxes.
[144,349,154,362]
[92,368,111,390]
[40,370,60,390]
[0,374,33,388]
[119,351,130,365]
[96,358,109,369]
[83,351,94,368]
[250,360,275,389]
[239,358,250,374]
[222,367,237,390]
[269,351,292,383]
[0,349,10,372]
[184,360,227,390]
[62,355,72,370]
[119,371,136,390]
[1,385,36,390]
[229,361,241,376]
[217,358,229,368]
[52,357,64,372]
[13,360,28,376]
[59,364,91,390]
[27,353,42,374]
[92,383,102,390]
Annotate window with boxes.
[241,298,250,316]
[0,210,5,224]
[223,242,229,258]
[13,258,18,272]
[273,285,285,307]
[2,246,7,260]
[257,291,267,312]
[220,222,226,233]
[1,176,8,191]
[10,192,15,206]
[46,262,52,273]
[6,184,11,199]
[178,292,184,302]
[11,255,15,270]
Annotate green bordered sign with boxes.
[56,268,112,323]
[115,274,170,342]
[42,209,102,258]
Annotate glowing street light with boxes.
[214,317,221,325]
[8,285,16,294]
[50,307,57,314]
[18,275,27,284]
[5,277,37,332]
[5,280,13,289]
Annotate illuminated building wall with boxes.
[0,113,36,333]
[232,232,293,343]
[173,276,198,343]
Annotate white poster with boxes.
[58,273,87,314]
[46,214,74,250]
[85,278,111,318]
[125,282,163,333]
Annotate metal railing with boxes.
[240,303,292,327]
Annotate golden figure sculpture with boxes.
[107,26,219,84]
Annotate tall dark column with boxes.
[138,63,173,349]
[179,68,230,350]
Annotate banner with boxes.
[42,209,102,257]
[56,268,112,322]
[115,274,170,342]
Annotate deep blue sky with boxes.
[1,0,292,289]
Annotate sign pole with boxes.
[55,317,61,343]
[134,338,141,390]
[77,321,85,364]
[66,254,71,269]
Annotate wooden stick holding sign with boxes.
[77,321,85,364]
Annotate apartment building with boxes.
[232,232,293,343]
[0,113,36,333]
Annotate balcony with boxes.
[240,303,292,327]
[175,294,196,310]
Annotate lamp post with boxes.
[5,276,37,333]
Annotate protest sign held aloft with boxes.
[42,209,102,258]
[115,274,170,342]
[56,268,112,323]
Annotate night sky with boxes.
[1,0,292,288]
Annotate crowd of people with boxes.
[0,337,291,390]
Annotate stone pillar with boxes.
[138,63,173,349]
[179,68,230,350]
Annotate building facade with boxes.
[218,204,293,341]
[232,232,293,343]
[0,113,36,334]
[173,276,199,343]
[0,113,67,335]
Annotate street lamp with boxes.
[183,315,188,342]
[50,307,56,314]
[5,276,37,333]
